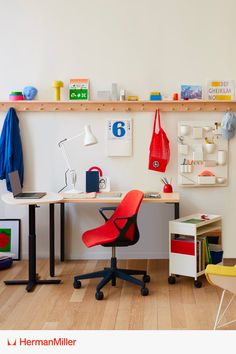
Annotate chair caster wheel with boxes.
[194,280,202,288]
[141,287,149,296]
[143,274,151,283]
[73,280,81,289]
[95,291,104,300]
[168,276,176,285]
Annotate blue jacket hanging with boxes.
[0,107,24,191]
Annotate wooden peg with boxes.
[68,107,73,111]
[96,107,101,111]
[111,107,115,111]
[39,107,44,111]
[24,107,29,111]
[54,107,59,111]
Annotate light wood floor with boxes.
[0,259,235,330]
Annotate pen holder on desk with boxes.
[163,184,173,193]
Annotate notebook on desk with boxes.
[144,192,161,199]
[96,192,122,199]
[61,192,96,199]
[9,171,46,199]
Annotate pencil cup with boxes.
[205,143,215,154]
[163,184,173,193]
[217,150,227,166]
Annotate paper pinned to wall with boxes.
[107,119,132,156]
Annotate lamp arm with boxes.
[59,143,73,171]
[58,131,84,170]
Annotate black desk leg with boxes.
[49,203,55,277]
[5,204,61,292]
[174,203,180,219]
[60,203,65,262]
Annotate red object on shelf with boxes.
[163,184,173,193]
[171,239,195,255]
[173,93,179,100]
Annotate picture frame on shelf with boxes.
[0,219,21,260]
[207,80,235,101]
[180,85,203,100]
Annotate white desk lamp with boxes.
[58,124,97,193]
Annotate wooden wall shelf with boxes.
[0,100,235,112]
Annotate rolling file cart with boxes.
[168,214,222,288]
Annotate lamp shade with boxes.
[83,125,97,146]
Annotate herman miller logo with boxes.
[7,337,77,347]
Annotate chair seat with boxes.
[82,220,119,247]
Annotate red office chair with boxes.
[73,190,150,300]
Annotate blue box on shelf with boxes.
[150,92,162,101]
[210,250,223,264]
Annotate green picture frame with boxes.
[0,219,21,260]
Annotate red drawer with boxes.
[171,239,195,255]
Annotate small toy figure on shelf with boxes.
[53,80,64,101]
[23,86,38,100]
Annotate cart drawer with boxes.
[171,239,195,255]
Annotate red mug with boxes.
[163,184,173,193]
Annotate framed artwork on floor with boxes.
[0,219,21,260]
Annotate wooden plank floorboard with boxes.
[0,259,235,330]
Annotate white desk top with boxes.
[1,192,63,205]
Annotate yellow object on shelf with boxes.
[52,80,64,101]
[127,95,139,101]
[150,92,161,95]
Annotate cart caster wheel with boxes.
[95,291,104,300]
[141,287,149,296]
[143,274,151,283]
[168,276,176,285]
[194,280,202,288]
[73,280,81,289]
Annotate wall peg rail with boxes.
[0,100,235,113]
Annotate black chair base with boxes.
[73,257,150,299]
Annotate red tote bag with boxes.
[148,109,170,172]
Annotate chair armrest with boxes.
[99,207,117,221]
[113,216,134,231]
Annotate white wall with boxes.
[0,0,236,259]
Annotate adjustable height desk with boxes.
[59,192,180,261]
[1,192,63,292]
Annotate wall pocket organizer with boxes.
[178,121,228,187]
